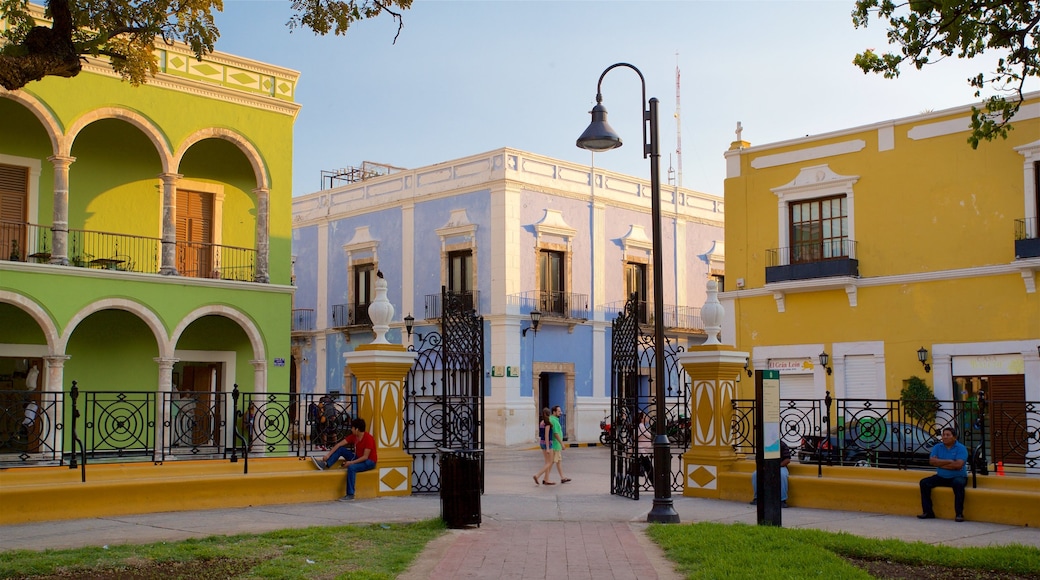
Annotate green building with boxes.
[0,9,299,463]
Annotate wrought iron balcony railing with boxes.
[423,291,479,319]
[0,220,258,281]
[765,239,859,283]
[291,309,315,332]
[510,291,589,320]
[331,303,372,327]
[1014,217,1040,259]
[602,300,703,331]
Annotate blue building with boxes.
[290,148,724,445]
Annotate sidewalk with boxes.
[2,445,1037,578]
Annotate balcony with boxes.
[766,239,859,283]
[510,291,589,321]
[291,309,315,333]
[331,303,371,328]
[1015,218,1040,259]
[602,301,703,332]
[0,220,257,281]
[423,291,480,319]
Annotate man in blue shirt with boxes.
[918,426,968,522]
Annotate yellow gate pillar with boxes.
[677,347,748,498]
[344,344,417,498]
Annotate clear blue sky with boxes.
[212,1,1033,198]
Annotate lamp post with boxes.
[577,62,679,523]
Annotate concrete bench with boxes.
[717,460,1039,526]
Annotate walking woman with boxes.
[532,407,555,485]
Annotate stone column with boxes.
[345,345,418,497]
[47,156,74,265]
[43,355,70,457]
[159,173,181,275]
[154,357,178,458]
[253,187,270,283]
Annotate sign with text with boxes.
[761,369,780,459]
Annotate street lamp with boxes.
[577,62,679,524]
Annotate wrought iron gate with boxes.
[609,295,691,499]
[404,288,485,493]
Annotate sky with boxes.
[211,0,1037,198]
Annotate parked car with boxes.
[799,421,940,469]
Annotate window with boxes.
[176,189,214,277]
[790,195,847,264]
[711,274,724,293]
[0,163,28,261]
[625,261,647,323]
[354,262,374,325]
[448,249,474,311]
[540,249,565,315]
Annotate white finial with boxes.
[701,279,724,345]
[367,270,395,344]
[735,122,743,142]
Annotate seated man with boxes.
[750,440,791,508]
[313,417,377,501]
[918,426,968,522]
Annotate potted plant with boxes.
[901,375,938,425]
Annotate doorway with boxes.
[172,362,222,449]
[532,362,575,441]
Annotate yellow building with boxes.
[722,92,1039,472]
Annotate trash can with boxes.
[438,447,483,528]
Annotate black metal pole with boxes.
[646,96,679,523]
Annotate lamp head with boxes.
[530,309,542,331]
[918,346,931,373]
[576,100,623,152]
[404,314,414,338]
[819,351,832,375]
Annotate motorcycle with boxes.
[599,415,613,445]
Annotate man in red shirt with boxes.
[313,417,377,500]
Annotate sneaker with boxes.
[311,457,325,471]
[917,513,935,519]
[955,515,965,522]
[338,494,354,502]
[781,501,788,508]
[748,499,757,505]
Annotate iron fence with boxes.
[423,291,479,318]
[0,387,360,473]
[510,290,589,320]
[731,394,1038,475]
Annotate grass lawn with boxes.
[3,519,1038,579]
[648,522,1040,579]
[0,519,444,579]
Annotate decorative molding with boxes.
[751,140,866,170]
[533,209,576,242]
[620,224,652,254]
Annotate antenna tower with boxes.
[674,53,683,189]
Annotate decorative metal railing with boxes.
[291,308,315,332]
[331,303,371,327]
[602,300,703,331]
[731,394,1039,476]
[1,220,257,281]
[0,387,359,474]
[510,290,590,320]
[766,239,858,266]
[423,290,479,318]
[1014,217,1038,240]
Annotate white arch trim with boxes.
[61,298,170,358]
[0,290,60,354]
[0,88,61,154]
[63,107,173,172]
[174,127,269,190]
[171,305,266,363]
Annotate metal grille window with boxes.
[625,262,647,323]
[790,195,847,264]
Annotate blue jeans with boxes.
[321,448,376,496]
[751,466,789,501]
[920,474,966,516]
